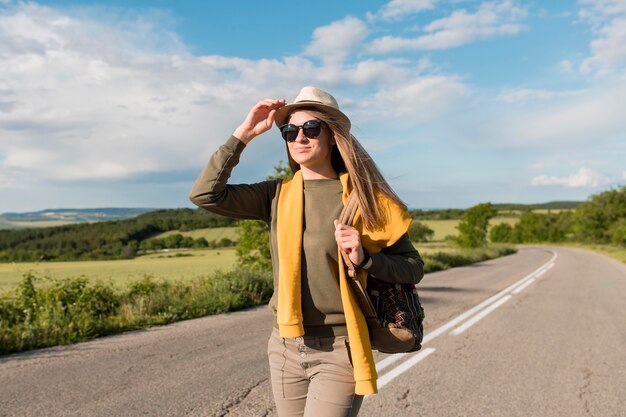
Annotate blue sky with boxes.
[0,0,625,212]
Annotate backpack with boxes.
[339,191,425,354]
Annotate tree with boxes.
[490,223,514,243]
[193,237,209,248]
[217,237,234,247]
[575,186,626,243]
[0,208,238,262]
[455,203,497,248]
[236,220,272,270]
[408,221,434,242]
[513,212,551,242]
[267,160,294,181]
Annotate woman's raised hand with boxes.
[233,99,286,144]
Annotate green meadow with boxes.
[0,248,237,293]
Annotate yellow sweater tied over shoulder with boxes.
[276,171,411,395]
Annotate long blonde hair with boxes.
[284,108,407,231]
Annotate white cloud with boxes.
[476,78,626,148]
[496,87,582,103]
[578,0,626,75]
[0,2,470,191]
[531,168,612,187]
[580,17,626,74]
[579,0,626,20]
[367,0,527,53]
[623,170,626,180]
[304,17,368,65]
[0,3,267,183]
[377,0,436,21]
[357,74,469,123]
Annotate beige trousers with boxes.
[267,328,364,417]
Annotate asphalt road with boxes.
[1,246,625,417]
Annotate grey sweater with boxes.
[189,136,424,336]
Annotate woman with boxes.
[189,86,424,417]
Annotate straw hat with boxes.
[274,86,350,129]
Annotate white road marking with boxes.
[377,348,436,389]
[374,250,558,390]
[450,295,512,335]
[512,278,536,294]
[376,352,408,372]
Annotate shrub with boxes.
[575,186,626,243]
[0,274,120,353]
[422,245,516,274]
[0,268,273,355]
[490,223,514,243]
[609,219,626,246]
[512,211,574,243]
[455,203,497,248]
[408,221,435,242]
[236,220,272,271]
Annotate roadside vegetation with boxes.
[562,243,626,264]
[0,268,272,355]
[421,245,516,273]
[488,186,625,248]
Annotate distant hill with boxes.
[492,201,582,211]
[0,208,158,223]
[0,208,237,262]
[410,201,582,220]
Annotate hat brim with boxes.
[274,101,350,129]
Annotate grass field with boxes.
[0,248,237,293]
[420,220,458,241]
[0,220,77,230]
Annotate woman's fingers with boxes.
[256,99,286,114]
[334,220,366,265]
[234,99,286,143]
[253,99,287,128]
[334,221,362,250]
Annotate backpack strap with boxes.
[338,191,379,324]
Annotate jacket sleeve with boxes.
[366,233,424,285]
[188,136,278,222]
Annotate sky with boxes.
[0,0,625,212]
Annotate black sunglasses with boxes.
[279,119,323,142]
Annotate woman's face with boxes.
[286,110,335,176]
